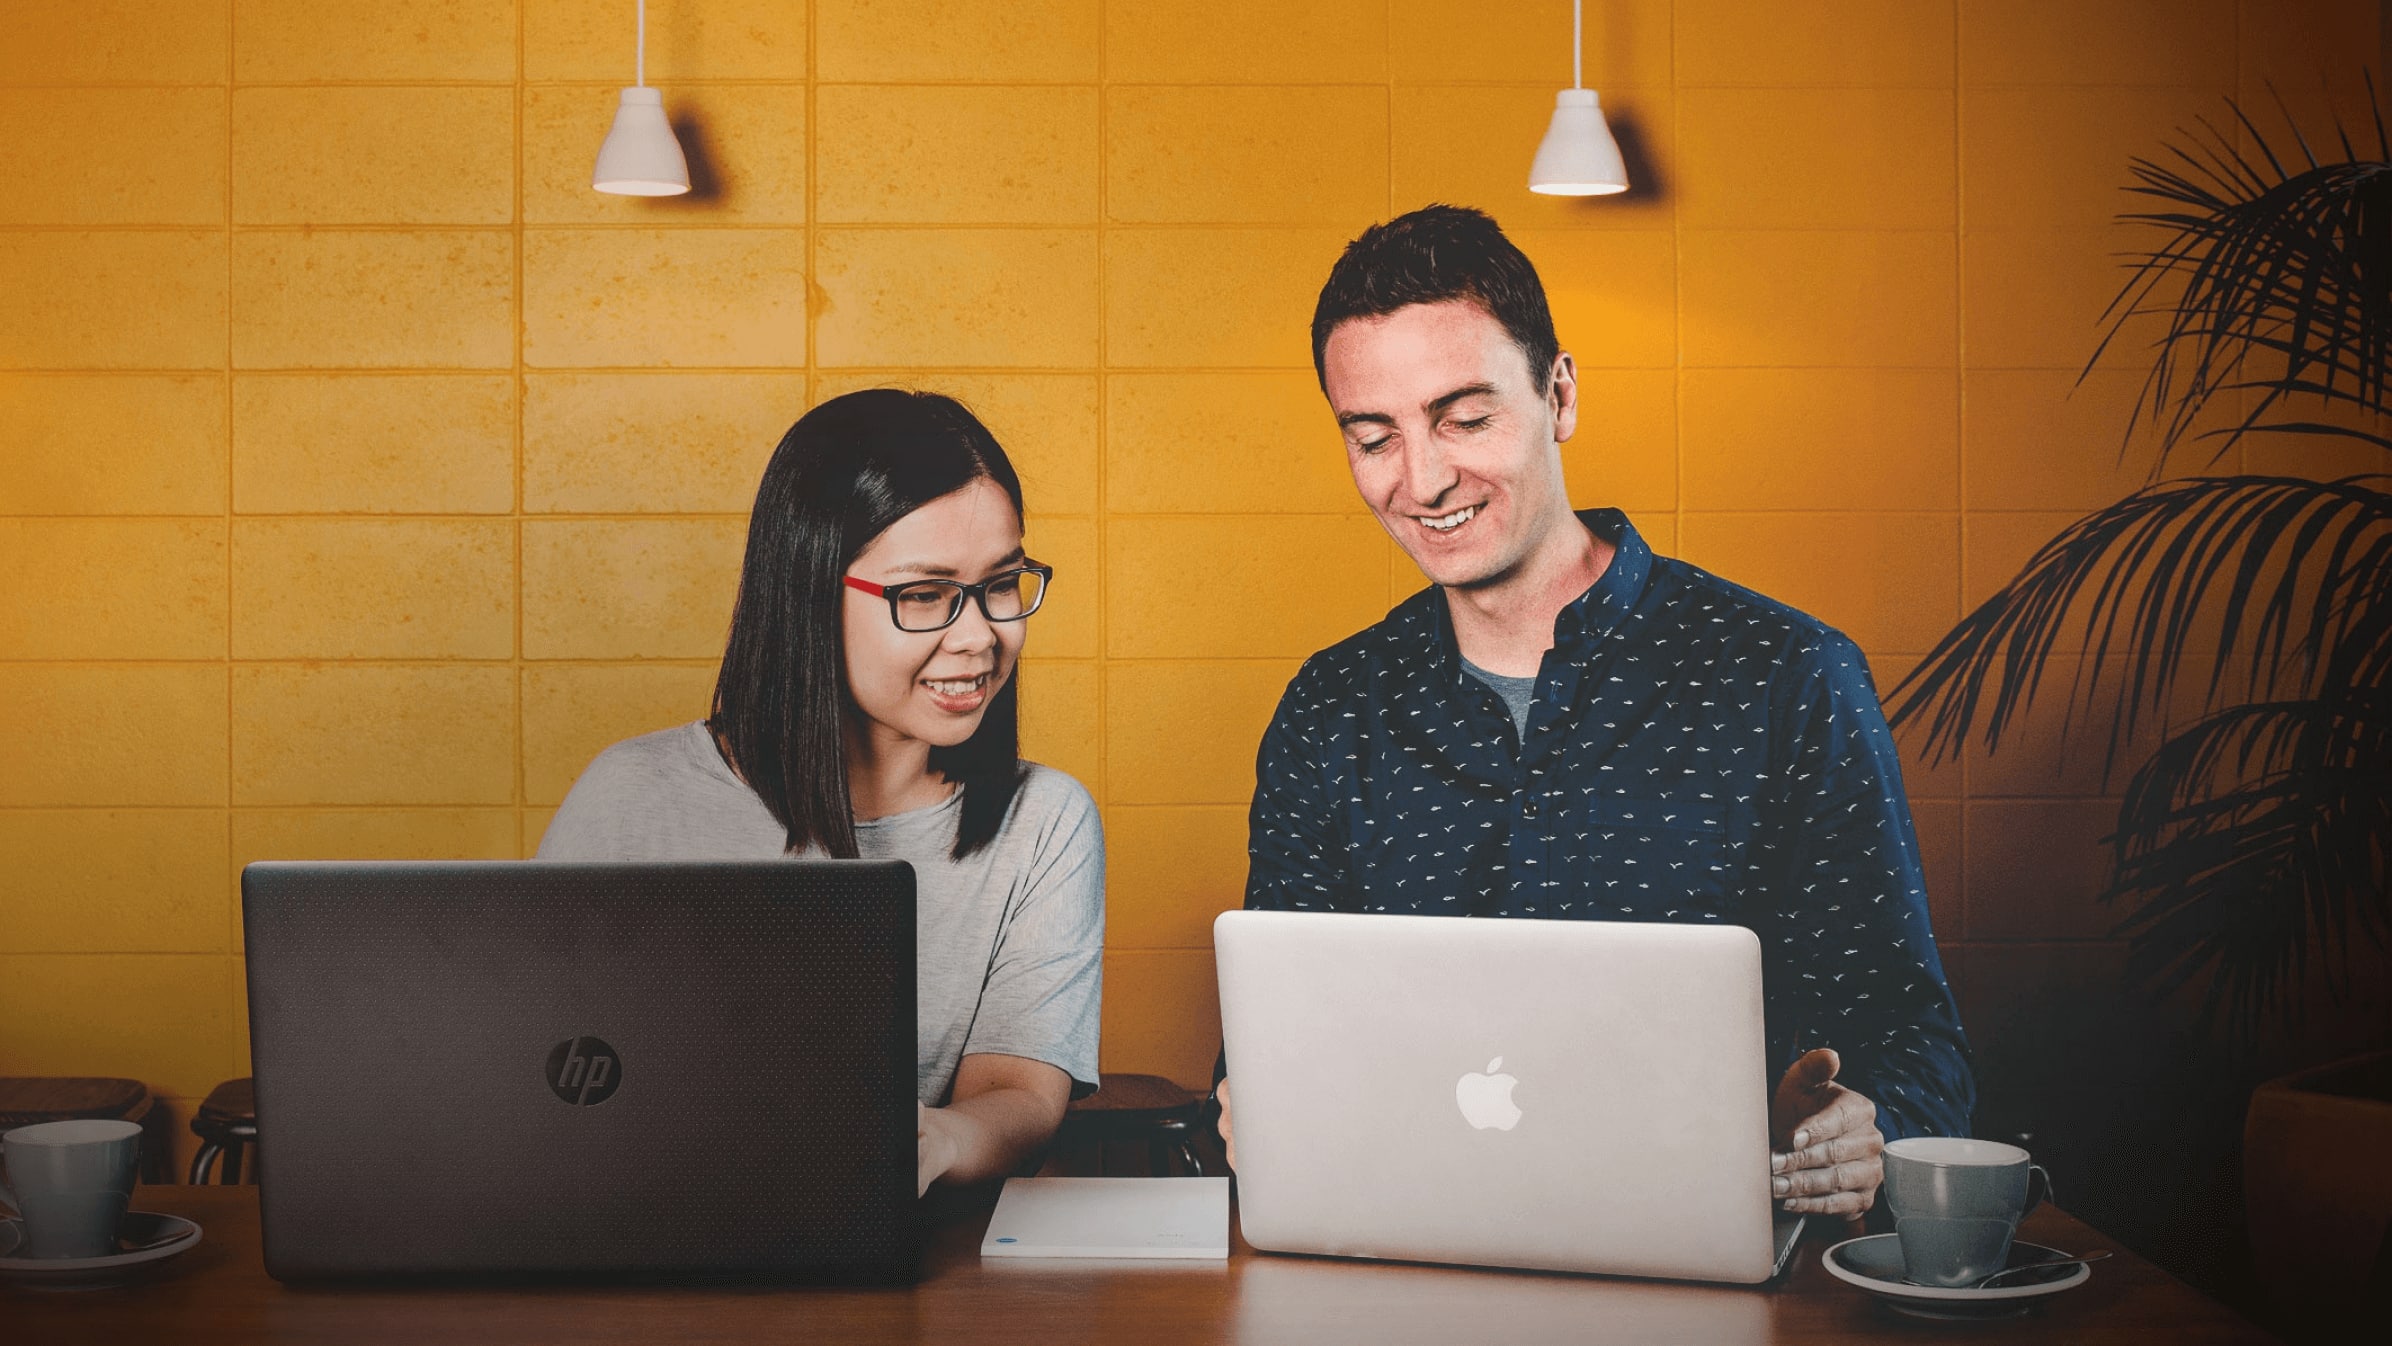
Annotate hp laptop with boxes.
[242,860,919,1283]
[1214,911,1804,1283]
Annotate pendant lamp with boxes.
[1528,0,1628,196]
[593,0,691,196]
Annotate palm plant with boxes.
[1888,87,2392,1041]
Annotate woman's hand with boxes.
[917,1102,966,1197]
[916,1055,1071,1196]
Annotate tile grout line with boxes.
[1950,0,1969,940]
[802,0,819,643]
[0,504,2017,522]
[7,646,2030,665]
[513,0,528,852]
[0,789,2095,810]
[10,221,2002,233]
[1670,2,1686,559]
[7,362,2062,375]
[1094,5,1111,827]
[1387,0,1403,615]
[18,76,2164,91]
[222,0,238,980]
[806,0,818,411]
[0,77,2255,95]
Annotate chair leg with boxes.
[190,1142,221,1186]
[136,1098,173,1184]
[1178,1142,1203,1178]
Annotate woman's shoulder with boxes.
[1001,763,1103,853]
[1010,761,1099,821]
[997,764,1104,904]
[541,722,777,861]
[555,722,742,821]
[579,721,717,788]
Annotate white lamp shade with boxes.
[593,87,690,196]
[1528,89,1628,196]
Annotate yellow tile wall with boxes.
[1,2,2376,1117]
[233,374,518,514]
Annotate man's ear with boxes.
[1549,351,1580,446]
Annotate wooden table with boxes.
[5,1185,2274,1344]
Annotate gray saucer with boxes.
[1823,1234,2091,1320]
[0,1211,203,1291]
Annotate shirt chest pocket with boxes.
[1566,795,1737,912]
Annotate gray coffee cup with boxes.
[0,1118,144,1259]
[1880,1137,2051,1288]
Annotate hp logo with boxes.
[546,1036,622,1106]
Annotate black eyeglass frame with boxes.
[842,563,1054,633]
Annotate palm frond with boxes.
[1886,476,2392,771]
[2101,690,2392,1039]
[2318,528,2392,692]
[1905,79,2392,1041]
[2088,90,2392,472]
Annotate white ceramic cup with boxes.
[0,1118,144,1260]
[1880,1136,2051,1288]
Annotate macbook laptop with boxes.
[242,860,919,1283]
[1214,910,1803,1283]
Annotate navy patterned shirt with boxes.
[1245,509,1974,1142]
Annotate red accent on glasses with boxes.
[840,564,1054,633]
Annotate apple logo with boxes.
[1456,1056,1523,1131]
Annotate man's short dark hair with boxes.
[1309,204,1559,393]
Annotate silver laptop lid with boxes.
[1215,910,1777,1283]
[243,860,919,1282]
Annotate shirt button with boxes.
[1521,799,1542,820]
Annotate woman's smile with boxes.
[921,670,995,713]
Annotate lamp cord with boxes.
[1572,0,1583,90]
[636,0,646,87]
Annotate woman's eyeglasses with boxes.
[843,564,1053,633]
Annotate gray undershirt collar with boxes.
[1459,656,1536,739]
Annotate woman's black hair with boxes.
[709,389,1028,861]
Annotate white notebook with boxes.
[979,1177,1231,1259]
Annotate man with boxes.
[1214,205,1973,1219]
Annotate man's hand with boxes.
[1769,1048,1883,1218]
[917,1102,964,1197]
[1216,1077,1236,1171]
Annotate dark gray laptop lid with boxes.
[241,860,918,1282]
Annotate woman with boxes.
[539,390,1102,1197]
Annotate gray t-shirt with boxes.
[1461,656,1537,738]
[537,721,1104,1106]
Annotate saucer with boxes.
[1823,1234,2092,1320]
[0,1212,204,1291]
